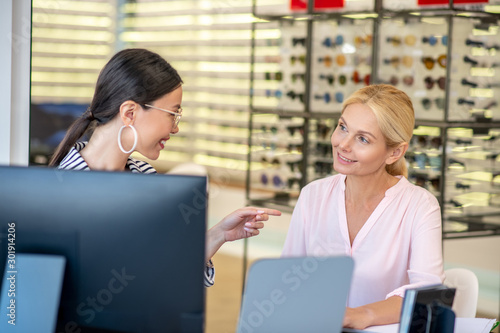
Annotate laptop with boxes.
[0,253,66,333]
[236,256,354,333]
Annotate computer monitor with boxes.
[0,166,208,333]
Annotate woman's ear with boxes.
[387,142,409,165]
[119,100,139,126]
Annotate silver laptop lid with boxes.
[237,256,354,333]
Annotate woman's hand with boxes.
[343,296,403,330]
[220,206,282,241]
[343,307,374,330]
[205,207,281,261]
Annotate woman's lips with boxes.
[159,138,169,149]
[337,152,355,164]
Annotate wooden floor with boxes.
[205,253,246,333]
[205,254,499,333]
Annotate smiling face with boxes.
[133,86,183,160]
[331,103,395,177]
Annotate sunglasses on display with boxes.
[421,97,446,110]
[424,76,446,90]
[447,199,465,208]
[315,93,331,104]
[387,75,413,87]
[316,122,333,140]
[286,124,304,137]
[353,54,371,66]
[402,75,414,86]
[319,74,347,86]
[288,177,301,189]
[383,55,414,68]
[265,71,283,81]
[286,90,305,103]
[461,78,478,88]
[315,92,344,104]
[410,152,441,170]
[260,156,281,166]
[291,73,305,83]
[454,138,473,146]
[352,71,370,85]
[316,142,332,157]
[463,55,479,66]
[414,135,442,149]
[448,158,466,170]
[287,143,302,153]
[260,173,285,188]
[318,55,333,67]
[411,174,440,192]
[314,160,333,175]
[354,34,373,48]
[455,182,471,190]
[292,37,306,47]
[421,54,447,69]
[290,55,306,65]
[457,98,475,106]
[322,35,344,48]
[386,36,402,46]
[385,34,417,47]
[287,160,303,172]
[265,89,283,98]
[462,56,500,71]
[422,35,448,46]
[465,38,500,50]
[143,104,182,128]
[259,173,286,189]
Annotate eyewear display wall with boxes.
[29,0,275,180]
[246,0,500,242]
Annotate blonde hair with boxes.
[341,84,415,178]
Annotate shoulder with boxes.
[394,176,440,207]
[58,142,89,170]
[127,157,157,174]
[300,174,344,198]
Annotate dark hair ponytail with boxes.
[49,48,183,167]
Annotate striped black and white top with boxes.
[59,142,157,173]
[58,141,216,287]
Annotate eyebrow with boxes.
[339,116,377,140]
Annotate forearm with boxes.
[205,224,225,263]
[344,296,403,329]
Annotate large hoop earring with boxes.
[117,125,138,154]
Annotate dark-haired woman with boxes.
[49,48,281,286]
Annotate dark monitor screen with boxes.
[0,166,207,333]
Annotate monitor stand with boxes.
[0,253,66,332]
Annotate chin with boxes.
[139,149,161,161]
[147,152,161,161]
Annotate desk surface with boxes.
[362,318,497,333]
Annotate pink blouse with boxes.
[282,174,444,308]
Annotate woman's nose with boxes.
[338,137,351,151]
[171,124,179,134]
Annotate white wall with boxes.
[0,0,31,166]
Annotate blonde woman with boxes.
[282,84,443,329]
